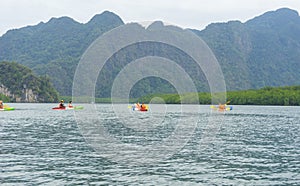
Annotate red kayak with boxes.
[52,106,84,110]
[140,108,148,112]
[132,107,148,111]
[52,107,67,110]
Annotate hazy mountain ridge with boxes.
[196,8,300,90]
[0,8,299,97]
[0,11,123,95]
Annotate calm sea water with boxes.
[1,103,299,185]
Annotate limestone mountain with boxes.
[0,11,124,96]
[195,8,300,90]
[0,62,59,102]
[0,8,299,98]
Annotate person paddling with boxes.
[136,102,141,110]
[68,101,73,108]
[141,103,146,109]
[58,100,65,108]
[218,101,230,111]
[218,103,226,111]
[0,100,3,109]
[140,103,147,111]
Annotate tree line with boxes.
[137,86,300,106]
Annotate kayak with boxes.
[52,107,65,110]
[52,106,84,110]
[210,105,233,111]
[140,108,148,112]
[72,106,84,110]
[132,107,148,111]
[130,105,149,112]
[0,107,15,111]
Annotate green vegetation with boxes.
[0,61,59,102]
[227,86,300,106]
[1,8,300,98]
[0,94,10,102]
[137,86,300,106]
[61,86,299,106]
[194,8,300,91]
[0,11,124,96]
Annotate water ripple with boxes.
[0,104,299,185]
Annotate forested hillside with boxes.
[0,62,59,102]
[0,11,124,96]
[196,8,300,90]
[0,8,299,98]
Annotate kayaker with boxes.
[58,100,65,108]
[218,103,226,111]
[141,103,146,110]
[68,101,73,108]
[136,102,141,110]
[0,100,3,109]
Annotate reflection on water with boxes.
[1,104,299,185]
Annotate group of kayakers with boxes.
[0,99,74,110]
[57,100,73,109]
[52,100,84,110]
[1,99,232,112]
[0,97,86,111]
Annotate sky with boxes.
[1,0,300,36]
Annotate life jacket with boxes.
[59,103,65,108]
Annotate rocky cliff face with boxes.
[0,62,59,103]
[0,84,38,102]
[0,84,11,97]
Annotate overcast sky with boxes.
[1,0,300,36]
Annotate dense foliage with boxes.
[0,94,10,102]
[196,8,300,90]
[0,11,124,96]
[0,61,59,102]
[138,86,300,106]
[227,86,300,105]
[0,8,300,98]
